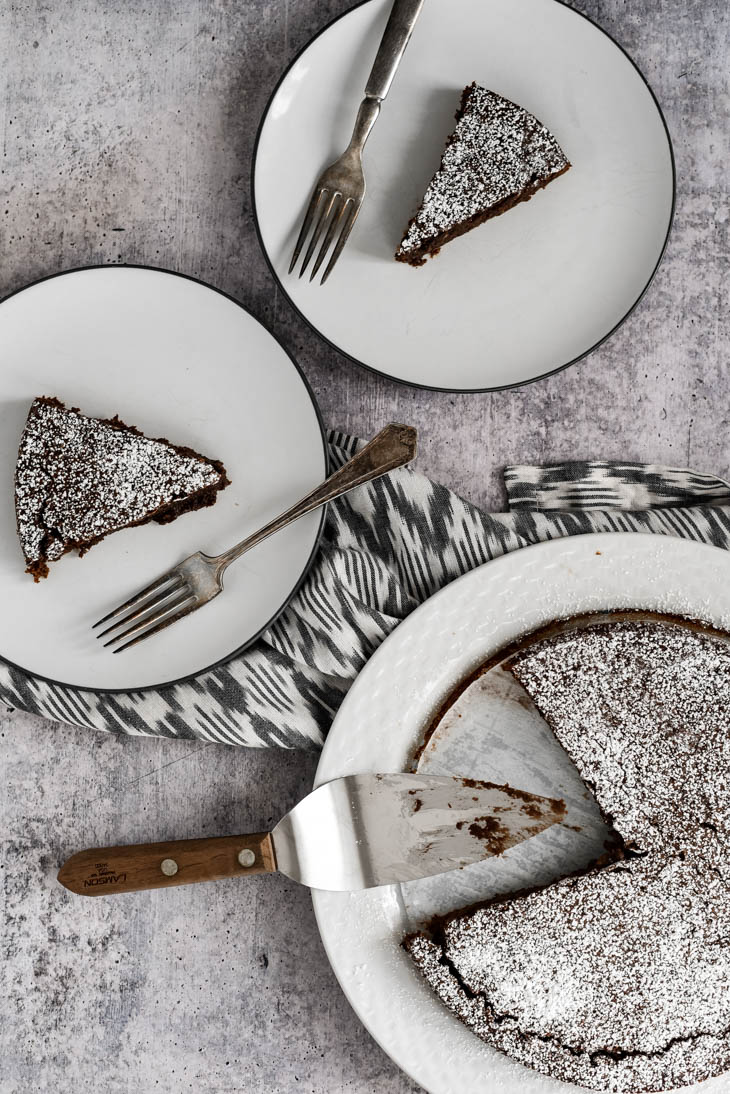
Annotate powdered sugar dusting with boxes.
[397,84,569,259]
[15,397,225,573]
[406,621,730,1092]
[512,622,730,856]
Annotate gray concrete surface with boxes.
[0,1,727,1091]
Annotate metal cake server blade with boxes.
[57,774,565,896]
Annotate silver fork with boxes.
[93,424,417,653]
[289,0,425,284]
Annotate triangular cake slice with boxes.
[396,84,570,266]
[15,396,230,580]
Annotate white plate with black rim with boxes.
[312,533,730,1094]
[0,266,327,691]
[253,0,675,393]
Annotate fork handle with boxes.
[364,0,425,102]
[212,424,417,572]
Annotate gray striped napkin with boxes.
[3,433,729,747]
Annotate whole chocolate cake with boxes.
[406,619,730,1093]
[15,396,229,580]
[396,84,570,266]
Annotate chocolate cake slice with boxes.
[396,84,570,266]
[406,620,730,1093]
[15,396,229,580]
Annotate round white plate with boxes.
[253,0,675,392]
[313,533,730,1094]
[0,266,327,691]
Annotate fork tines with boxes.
[289,188,359,284]
[92,573,195,654]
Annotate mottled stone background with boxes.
[0,1,727,1091]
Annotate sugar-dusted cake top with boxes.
[510,620,730,856]
[406,619,730,1093]
[15,396,226,578]
[397,84,570,264]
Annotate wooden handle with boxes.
[57,833,276,896]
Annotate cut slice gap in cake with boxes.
[405,617,730,1093]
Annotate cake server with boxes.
[57,773,565,896]
[289,0,425,284]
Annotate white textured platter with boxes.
[0,266,327,691]
[313,533,730,1094]
[253,0,675,392]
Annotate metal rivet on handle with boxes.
[238,849,256,868]
[160,858,178,876]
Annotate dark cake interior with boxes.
[406,618,730,1093]
[15,396,230,580]
[396,84,570,267]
